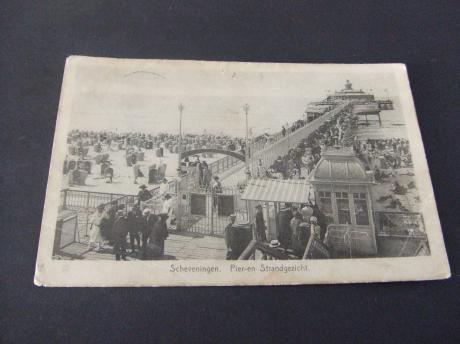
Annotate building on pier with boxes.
[309,146,378,257]
[326,80,375,102]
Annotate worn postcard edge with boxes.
[34,56,451,287]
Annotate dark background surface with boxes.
[1,1,459,343]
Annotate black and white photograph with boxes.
[34,57,449,286]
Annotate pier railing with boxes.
[208,155,242,176]
[60,179,178,210]
[59,180,177,237]
[248,101,351,176]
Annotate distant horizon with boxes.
[69,62,401,137]
[69,95,401,139]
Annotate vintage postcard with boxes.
[35,57,450,286]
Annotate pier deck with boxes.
[54,232,227,261]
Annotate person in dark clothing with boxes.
[197,160,204,188]
[212,176,223,209]
[100,200,118,242]
[278,203,293,250]
[104,166,114,183]
[140,208,157,259]
[254,205,267,242]
[127,205,142,254]
[311,204,327,241]
[282,126,286,137]
[150,213,169,258]
[224,214,237,260]
[112,210,129,261]
[290,207,304,257]
[137,184,152,205]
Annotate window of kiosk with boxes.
[318,190,334,224]
[353,192,370,225]
[335,192,351,224]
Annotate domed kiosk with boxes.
[309,146,377,257]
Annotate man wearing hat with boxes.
[202,164,212,191]
[127,204,142,255]
[112,209,129,261]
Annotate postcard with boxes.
[34,57,450,286]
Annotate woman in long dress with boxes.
[150,214,169,258]
[88,205,105,251]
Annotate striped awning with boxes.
[241,179,313,204]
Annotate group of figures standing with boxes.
[223,203,327,259]
[260,108,355,181]
[87,186,173,260]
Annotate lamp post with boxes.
[176,102,184,231]
[243,103,250,180]
[178,103,184,169]
[243,103,252,223]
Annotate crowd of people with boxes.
[256,106,413,186]
[66,109,347,189]
[222,106,371,259]
[252,104,336,151]
[353,138,412,181]
[67,129,247,155]
[65,128,248,187]
[223,203,328,259]
[252,118,309,150]
[261,107,355,180]
[87,186,174,261]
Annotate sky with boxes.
[68,60,400,137]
